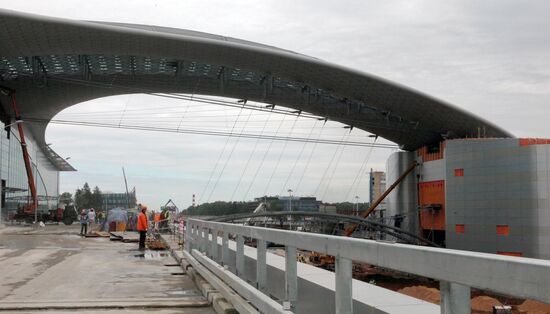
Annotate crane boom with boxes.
[344,161,417,237]
[7,90,38,214]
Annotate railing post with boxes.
[440,281,470,314]
[284,245,297,309]
[205,228,214,258]
[256,239,267,292]
[222,231,229,266]
[211,229,218,261]
[198,227,203,253]
[335,256,353,314]
[236,235,245,277]
[184,222,192,252]
[202,227,208,253]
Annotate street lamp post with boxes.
[355,196,359,216]
[287,189,293,230]
[288,189,293,212]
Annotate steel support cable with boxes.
[321,130,352,201]
[117,94,132,127]
[313,130,349,196]
[60,103,195,115]
[176,100,192,132]
[26,117,397,148]
[206,108,254,202]
[241,114,288,201]
[351,141,381,202]
[197,106,245,204]
[262,115,300,196]
[279,119,319,196]
[294,121,326,196]
[229,110,272,201]
[23,73,439,136]
[346,136,378,202]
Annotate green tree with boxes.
[75,182,93,210]
[187,201,256,216]
[74,188,83,209]
[59,192,73,206]
[91,186,103,210]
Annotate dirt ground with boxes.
[375,278,550,314]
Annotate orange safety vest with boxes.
[137,212,148,231]
[154,213,160,222]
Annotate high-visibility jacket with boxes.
[137,212,148,231]
[154,213,160,222]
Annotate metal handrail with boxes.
[186,218,550,314]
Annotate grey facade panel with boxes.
[446,138,550,259]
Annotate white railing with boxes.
[184,218,550,314]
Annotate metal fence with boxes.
[184,218,550,314]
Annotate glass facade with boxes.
[255,196,321,212]
[0,121,59,220]
[101,189,137,211]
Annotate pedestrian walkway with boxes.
[0,224,215,313]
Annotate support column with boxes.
[285,246,297,309]
[256,239,267,292]
[222,232,229,266]
[202,228,208,253]
[440,281,470,314]
[211,230,218,261]
[184,223,192,252]
[236,235,245,277]
[335,257,353,314]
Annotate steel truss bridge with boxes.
[208,211,439,247]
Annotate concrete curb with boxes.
[0,299,209,310]
[160,233,238,314]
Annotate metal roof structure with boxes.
[0,9,512,169]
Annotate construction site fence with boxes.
[184,218,550,314]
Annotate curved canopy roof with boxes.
[0,8,511,169]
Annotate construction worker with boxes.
[154,212,161,231]
[88,209,96,232]
[137,205,148,250]
[79,210,88,236]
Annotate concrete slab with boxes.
[0,224,214,313]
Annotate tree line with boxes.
[185,201,256,216]
[59,182,104,211]
[184,200,372,216]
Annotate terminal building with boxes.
[0,119,73,221]
[387,138,550,259]
[369,169,387,218]
[0,9,548,260]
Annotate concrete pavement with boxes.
[0,224,215,313]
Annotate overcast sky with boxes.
[2,1,549,210]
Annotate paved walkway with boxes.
[0,224,214,313]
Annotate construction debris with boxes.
[147,239,168,250]
[84,231,110,238]
[109,232,139,242]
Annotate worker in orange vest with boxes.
[137,205,148,250]
[154,212,161,231]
